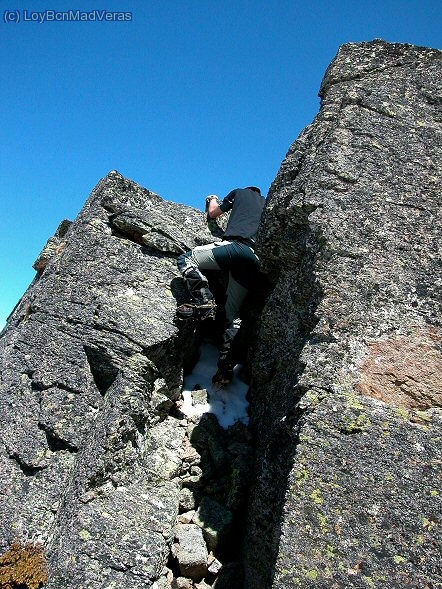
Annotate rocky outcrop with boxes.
[0,171,254,589]
[1,39,441,589]
[0,172,217,587]
[245,40,442,588]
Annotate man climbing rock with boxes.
[176,187,266,386]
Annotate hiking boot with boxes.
[176,301,216,321]
[212,364,234,387]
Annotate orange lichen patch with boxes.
[357,326,442,411]
[0,541,48,589]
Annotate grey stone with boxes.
[179,487,197,512]
[32,219,72,273]
[46,354,182,587]
[172,578,193,589]
[181,472,204,488]
[244,40,442,589]
[0,171,210,586]
[192,388,208,405]
[180,436,202,472]
[110,207,208,254]
[151,377,174,423]
[144,416,187,482]
[155,576,173,589]
[273,396,442,588]
[174,523,208,581]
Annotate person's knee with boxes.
[177,250,194,274]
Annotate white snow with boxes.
[181,340,249,429]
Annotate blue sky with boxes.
[1,0,441,327]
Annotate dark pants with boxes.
[177,240,259,367]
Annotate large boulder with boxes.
[245,40,442,588]
[0,171,214,588]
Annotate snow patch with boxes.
[182,341,249,429]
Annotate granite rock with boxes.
[245,40,442,588]
[174,523,208,581]
[0,171,213,587]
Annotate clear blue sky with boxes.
[1,0,441,327]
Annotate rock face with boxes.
[0,39,441,589]
[245,40,442,588]
[0,172,215,588]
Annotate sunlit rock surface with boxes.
[244,40,442,588]
[0,171,213,587]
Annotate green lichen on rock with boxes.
[309,489,324,505]
[270,392,442,588]
[318,513,329,534]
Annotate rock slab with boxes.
[0,171,214,588]
[174,523,208,581]
[245,40,442,588]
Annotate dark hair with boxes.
[246,186,261,194]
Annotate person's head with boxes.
[245,186,261,194]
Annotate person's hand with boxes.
[205,195,220,211]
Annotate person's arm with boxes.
[206,189,238,219]
[208,197,223,219]
[214,189,237,217]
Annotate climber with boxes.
[176,187,265,386]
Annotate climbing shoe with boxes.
[212,364,234,387]
[176,301,216,321]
